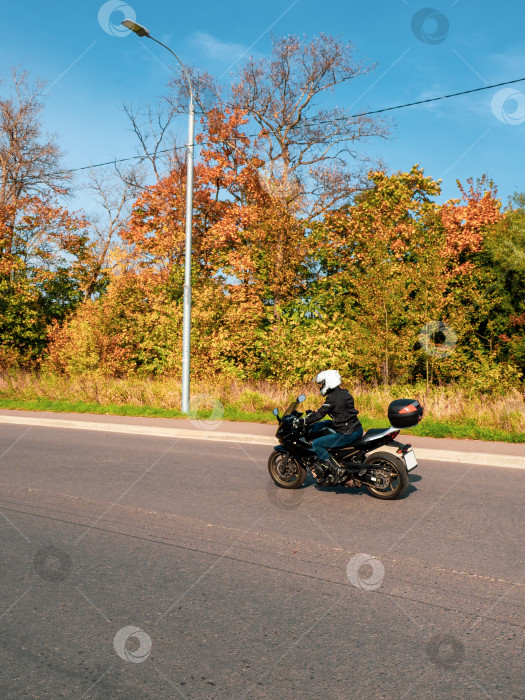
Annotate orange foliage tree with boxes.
[0,69,91,367]
[439,175,503,273]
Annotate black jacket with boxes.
[304,386,362,435]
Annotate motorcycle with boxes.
[268,394,420,500]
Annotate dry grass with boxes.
[0,371,524,435]
[351,383,525,435]
[0,373,293,413]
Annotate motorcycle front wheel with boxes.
[268,451,307,489]
[363,451,409,500]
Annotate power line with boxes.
[62,147,186,174]
[336,75,525,120]
[57,76,525,176]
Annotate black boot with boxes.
[321,456,346,482]
[310,461,324,480]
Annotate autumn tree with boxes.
[74,166,146,300]
[0,69,73,272]
[0,69,87,366]
[121,107,313,318]
[0,69,70,205]
[231,35,387,218]
[438,175,503,273]
[120,151,223,277]
[169,34,389,221]
[436,175,506,376]
[479,192,525,371]
[308,166,444,383]
[115,34,390,334]
[303,169,513,388]
[198,107,314,318]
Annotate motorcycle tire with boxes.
[363,451,409,500]
[268,452,307,489]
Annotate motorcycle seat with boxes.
[352,427,399,447]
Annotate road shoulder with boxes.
[0,408,524,468]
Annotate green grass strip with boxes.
[0,398,523,443]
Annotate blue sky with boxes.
[2,0,525,214]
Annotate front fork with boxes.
[274,445,324,482]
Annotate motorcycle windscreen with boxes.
[282,400,299,418]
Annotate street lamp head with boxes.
[122,19,150,37]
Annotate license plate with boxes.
[404,450,418,471]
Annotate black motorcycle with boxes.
[268,394,421,500]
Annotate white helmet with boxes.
[315,370,341,396]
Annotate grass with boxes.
[0,372,524,443]
[0,397,271,424]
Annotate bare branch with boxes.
[122,101,179,182]
[226,34,388,219]
[79,165,145,298]
[0,68,70,207]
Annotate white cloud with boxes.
[488,45,525,78]
[190,32,247,63]
[413,84,448,113]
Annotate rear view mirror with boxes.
[272,408,279,416]
[297,394,306,403]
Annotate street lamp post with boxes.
[122,19,194,414]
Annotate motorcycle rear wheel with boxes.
[268,452,307,489]
[363,451,409,500]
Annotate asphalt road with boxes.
[0,424,523,699]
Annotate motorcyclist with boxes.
[296,370,363,482]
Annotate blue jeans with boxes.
[311,425,364,461]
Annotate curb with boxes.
[0,414,524,470]
[0,415,276,445]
